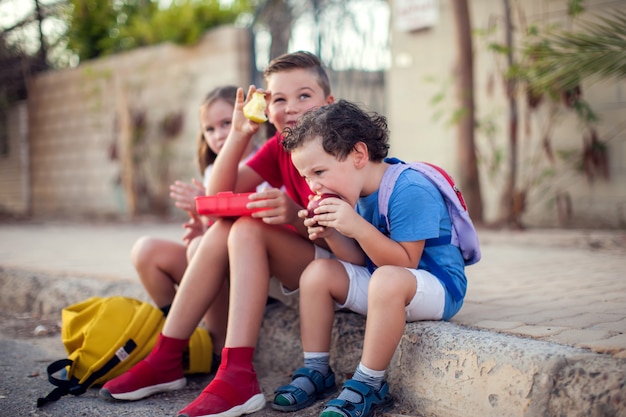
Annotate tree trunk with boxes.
[500,0,520,228]
[451,0,483,224]
[33,0,47,67]
[265,0,293,60]
[252,0,293,138]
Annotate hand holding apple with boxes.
[307,193,341,218]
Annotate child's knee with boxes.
[299,258,319,281]
[131,236,157,267]
[300,259,340,290]
[229,216,263,243]
[369,266,410,299]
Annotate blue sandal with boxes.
[320,379,394,417]
[272,367,337,412]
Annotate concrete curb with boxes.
[389,322,626,417]
[0,267,148,315]
[259,303,626,417]
[2,267,625,417]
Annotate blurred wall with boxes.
[0,101,29,217]
[387,0,626,228]
[13,25,251,220]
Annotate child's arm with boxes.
[312,196,423,268]
[207,86,263,195]
[250,187,310,232]
[321,227,366,265]
[301,198,366,265]
[352,224,424,268]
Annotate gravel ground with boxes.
[0,313,417,417]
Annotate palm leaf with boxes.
[526,10,626,91]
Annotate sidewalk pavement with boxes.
[0,222,626,416]
[1,220,625,357]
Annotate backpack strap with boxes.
[378,157,407,232]
[36,359,74,407]
[379,158,452,248]
[37,339,138,407]
[378,157,462,302]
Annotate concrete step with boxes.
[258,302,626,417]
[2,267,626,417]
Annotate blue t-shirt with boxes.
[356,168,467,320]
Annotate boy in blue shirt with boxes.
[276,100,468,417]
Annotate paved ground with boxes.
[0,220,625,416]
[1,220,625,357]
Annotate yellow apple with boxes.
[243,92,267,123]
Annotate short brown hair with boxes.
[263,51,332,98]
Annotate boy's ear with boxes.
[266,106,273,123]
[352,142,369,168]
[264,93,273,122]
[326,94,335,105]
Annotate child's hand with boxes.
[248,187,301,225]
[182,211,205,245]
[298,194,336,240]
[170,178,205,214]
[306,195,363,239]
[300,211,336,240]
[232,86,266,136]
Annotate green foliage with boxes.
[64,0,252,62]
[64,0,124,60]
[425,75,464,127]
[522,10,626,93]
[487,42,510,55]
[567,0,585,17]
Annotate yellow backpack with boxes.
[37,296,213,407]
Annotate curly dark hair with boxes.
[282,99,389,162]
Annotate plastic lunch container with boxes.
[195,192,268,217]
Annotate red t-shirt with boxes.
[246,131,312,209]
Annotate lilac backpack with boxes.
[377,158,481,301]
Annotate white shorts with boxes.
[335,261,445,322]
[268,245,334,309]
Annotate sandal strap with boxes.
[343,379,389,403]
[273,383,310,404]
[325,398,354,410]
[272,367,337,412]
[290,367,331,394]
[321,379,392,417]
[323,398,360,417]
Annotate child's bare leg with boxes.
[361,265,416,370]
[131,237,188,312]
[177,217,316,417]
[200,278,229,354]
[319,266,413,417]
[225,216,316,347]
[185,234,228,351]
[163,219,232,340]
[299,258,349,352]
[100,220,233,402]
[272,258,347,412]
[185,235,202,261]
